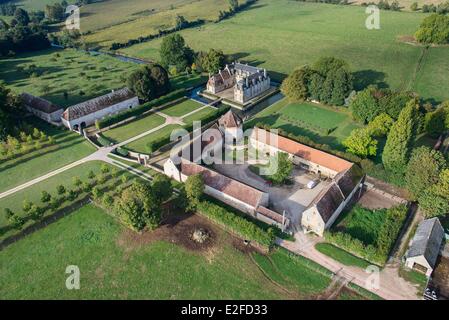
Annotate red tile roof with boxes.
[251,128,352,173]
[180,160,265,208]
[218,110,242,128]
[257,206,284,224]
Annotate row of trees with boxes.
[280,57,353,106]
[0,128,55,160]
[5,165,120,230]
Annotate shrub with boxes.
[197,200,274,247]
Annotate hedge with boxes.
[145,107,231,153]
[97,89,187,129]
[196,200,275,247]
[97,134,113,147]
[115,146,129,157]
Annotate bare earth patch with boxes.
[116,213,219,253]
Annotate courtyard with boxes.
[212,163,330,228]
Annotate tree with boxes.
[343,128,378,158]
[280,66,313,101]
[100,164,110,175]
[73,176,82,189]
[270,152,293,184]
[424,104,449,137]
[405,147,447,199]
[350,87,380,123]
[174,15,187,30]
[185,174,204,207]
[159,34,194,72]
[229,0,239,12]
[14,8,30,26]
[56,184,66,196]
[40,190,51,204]
[410,2,418,11]
[88,170,95,180]
[418,187,449,218]
[197,49,226,74]
[415,14,449,45]
[115,181,161,231]
[382,100,420,174]
[45,3,65,22]
[29,204,43,221]
[366,113,394,137]
[151,173,173,203]
[126,64,171,101]
[22,199,32,214]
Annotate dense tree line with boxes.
[0,3,16,16]
[126,63,171,101]
[281,57,353,106]
[0,7,50,56]
[349,86,415,123]
[422,1,449,14]
[0,84,22,140]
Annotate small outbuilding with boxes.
[405,218,445,277]
[21,93,64,124]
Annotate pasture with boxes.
[0,118,95,194]
[121,0,449,102]
[248,98,361,150]
[102,113,166,143]
[81,0,231,48]
[0,48,138,107]
[0,204,295,299]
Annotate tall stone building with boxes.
[206,62,270,104]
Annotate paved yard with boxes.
[357,188,402,210]
[212,164,329,228]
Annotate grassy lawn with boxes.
[0,161,135,241]
[0,118,95,194]
[399,266,428,293]
[315,243,372,269]
[125,124,183,153]
[161,99,203,117]
[120,1,449,101]
[333,205,387,246]
[0,48,138,107]
[182,106,217,124]
[412,47,449,104]
[0,204,290,299]
[252,247,333,297]
[347,283,384,300]
[81,0,231,47]
[171,73,207,90]
[248,98,361,150]
[102,113,166,143]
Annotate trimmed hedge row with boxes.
[146,107,231,153]
[97,134,113,147]
[196,200,275,247]
[97,89,187,129]
[325,204,408,266]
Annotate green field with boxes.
[162,99,203,117]
[81,0,231,47]
[0,161,133,241]
[315,243,372,269]
[251,248,333,297]
[0,119,95,194]
[182,105,217,123]
[0,48,138,107]
[333,205,387,246]
[102,113,166,143]
[0,204,293,299]
[248,98,361,150]
[125,124,183,153]
[121,0,449,102]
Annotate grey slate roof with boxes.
[313,183,345,223]
[407,218,444,268]
[334,164,364,198]
[62,88,136,121]
[21,93,62,114]
[233,62,261,74]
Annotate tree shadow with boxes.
[353,69,388,91]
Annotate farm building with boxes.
[21,93,64,124]
[250,127,365,236]
[405,218,445,277]
[61,88,139,131]
[206,62,271,104]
